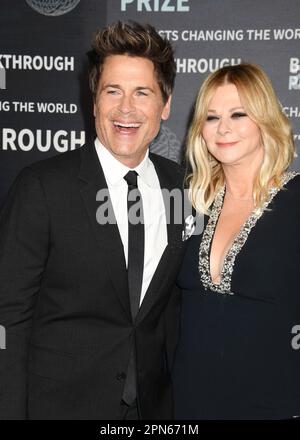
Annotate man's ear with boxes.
[161,95,172,121]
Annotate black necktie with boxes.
[122,170,144,405]
[123,170,144,321]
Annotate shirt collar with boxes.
[94,137,159,188]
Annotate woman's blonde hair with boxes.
[186,63,296,214]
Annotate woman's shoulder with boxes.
[283,171,300,193]
[277,171,300,210]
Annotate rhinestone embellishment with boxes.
[198,172,299,295]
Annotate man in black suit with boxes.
[0,21,186,419]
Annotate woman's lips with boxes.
[216,141,239,147]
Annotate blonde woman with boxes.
[173,63,300,419]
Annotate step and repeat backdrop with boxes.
[1,0,300,206]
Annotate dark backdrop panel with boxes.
[1,0,300,206]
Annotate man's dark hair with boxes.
[87,21,176,103]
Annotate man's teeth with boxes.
[113,122,140,128]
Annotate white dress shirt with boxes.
[94,138,168,305]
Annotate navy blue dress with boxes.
[173,173,300,419]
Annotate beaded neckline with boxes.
[198,172,299,295]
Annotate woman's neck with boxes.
[222,150,264,199]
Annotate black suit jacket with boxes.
[0,143,186,420]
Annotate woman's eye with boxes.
[206,115,219,122]
[231,112,247,119]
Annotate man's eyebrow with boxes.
[101,83,120,90]
[101,84,155,93]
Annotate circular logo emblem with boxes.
[26,0,81,16]
[150,125,182,163]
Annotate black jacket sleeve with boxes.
[0,168,50,419]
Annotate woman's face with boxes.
[202,83,263,167]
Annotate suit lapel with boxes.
[153,156,184,250]
[137,154,185,323]
[78,143,131,321]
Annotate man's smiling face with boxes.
[93,54,171,168]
